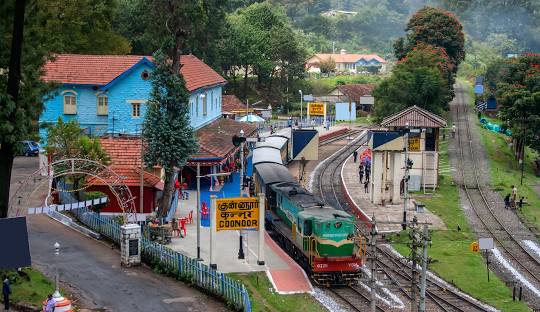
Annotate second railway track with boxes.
[453,84,540,305]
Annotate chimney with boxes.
[340,49,347,55]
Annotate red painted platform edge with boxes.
[340,149,373,229]
[264,232,313,293]
[320,128,349,142]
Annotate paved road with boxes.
[10,157,229,312]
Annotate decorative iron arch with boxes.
[10,158,137,224]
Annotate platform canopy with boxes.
[381,105,447,129]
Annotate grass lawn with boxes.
[229,272,327,312]
[389,137,530,312]
[2,267,57,308]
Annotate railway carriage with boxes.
[252,134,364,285]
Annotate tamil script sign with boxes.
[408,137,420,152]
[308,102,325,116]
[216,197,260,231]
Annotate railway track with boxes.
[453,85,540,302]
[375,245,492,312]
[313,125,494,311]
[328,286,386,312]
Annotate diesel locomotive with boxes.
[252,130,364,286]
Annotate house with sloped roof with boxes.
[306,50,387,74]
[40,54,227,141]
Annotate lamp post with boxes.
[196,170,231,264]
[299,90,303,127]
[238,129,245,260]
[53,242,61,298]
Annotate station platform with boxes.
[168,190,313,294]
[341,146,446,232]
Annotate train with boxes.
[251,129,364,286]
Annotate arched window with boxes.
[97,94,108,115]
[63,91,77,115]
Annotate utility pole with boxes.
[370,217,378,312]
[196,162,202,260]
[402,123,410,230]
[139,125,144,215]
[409,216,419,312]
[419,224,429,312]
[238,129,245,260]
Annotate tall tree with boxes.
[0,0,26,218]
[140,0,204,217]
[143,51,198,217]
[395,6,465,71]
[490,55,540,154]
[374,47,452,120]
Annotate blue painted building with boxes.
[40,54,227,141]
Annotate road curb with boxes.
[46,210,101,240]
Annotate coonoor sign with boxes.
[308,102,325,116]
[216,197,259,231]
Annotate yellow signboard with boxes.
[308,102,325,116]
[470,241,479,253]
[216,197,259,231]
[408,137,420,152]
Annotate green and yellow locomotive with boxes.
[264,181,364,285]
[252,132,364,285]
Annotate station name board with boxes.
[308,102,325,116]
[216,197,259,231]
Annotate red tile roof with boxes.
[42,54,226,92]
[222,95,246,113]
[336,84,375,102]
[309,53,387,64]
[190,118,257,162]
[88,137,163,189]
[381,105,447,128]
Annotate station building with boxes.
[369,105,447,205]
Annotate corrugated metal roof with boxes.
[380,105,447,128]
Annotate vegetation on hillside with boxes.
[374,6,464,120]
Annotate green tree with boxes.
[0,0,53,218]
[374,48,452,120]
[38,0,131,54]
[319,57,336,74]
[223,1,307,100]
[490,55,540,154]
[395,6,465,71]
[143,51,198,217]
[46,119,111,200]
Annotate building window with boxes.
[63,92,77,115]
[132,103,141,118]
[97,94,108,115]
[202,93,207,116]
[196,97,199,116]
[190,101,194,116]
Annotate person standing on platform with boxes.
[353,150,358,163]
[3,275,11,311]
[504,194,510,209]
[364,180,369,193]
[358,164,364,183]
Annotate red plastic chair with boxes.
[187,210,193,224]
[178,218,187,237]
